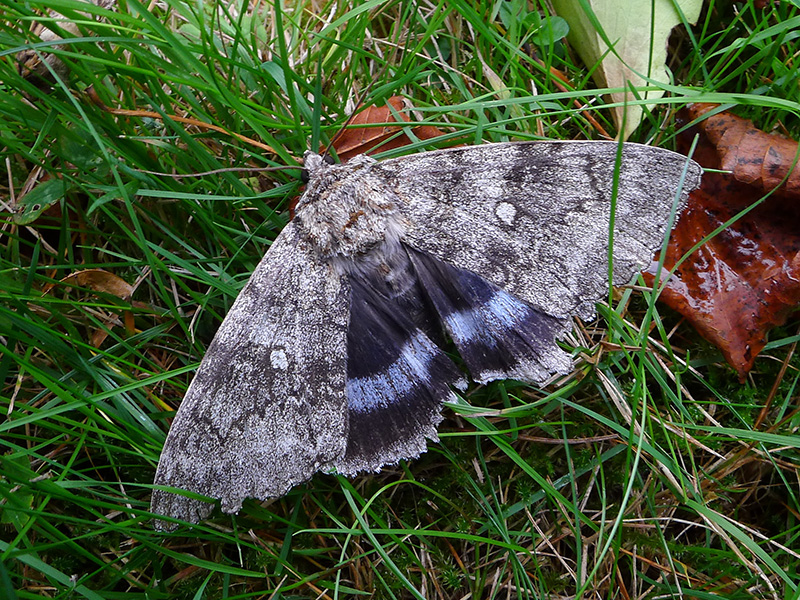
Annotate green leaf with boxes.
[551,0,703,139]
[87,180,139,215]
[13,178,67,225]
[498,0,528,30]
[57,127,106,173]
[530,15,569,46]
[0,455,35,531]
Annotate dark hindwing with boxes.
[337,240,577,473]
[407,247,572,384]
[378,141,703,321]
[151,223,350,528]
[336,258,464,475]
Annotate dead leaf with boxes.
[289,96,448,218]
[551,0,702,140]
[644,104,800,379]
[16,0,118,87]
[330,96,447,161]
[47,269,135,346]
[57,268,134,300]
[683,103,800,196]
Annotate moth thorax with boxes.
[296,170,407,260]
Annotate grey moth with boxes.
[151,140,703,527]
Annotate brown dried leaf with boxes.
[645,104,800,379]
[330,96,446,161]
[686,103,800,196]
[59,268,134,299]
[50,269,135,346]
[16,0,118,88]
[290,96,448,218]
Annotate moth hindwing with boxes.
[152,140,702,528]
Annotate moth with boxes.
[151,141,703,527]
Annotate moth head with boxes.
[297,154,378,208]
[302,151,336,182]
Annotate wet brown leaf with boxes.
[685,103,800,196]
[645,104,800,379]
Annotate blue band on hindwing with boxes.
[341,275,463,472]
[407,247,573,384]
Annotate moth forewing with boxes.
[382,141,703,321]
[151,223,350,529]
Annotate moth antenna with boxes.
[321,62,390,161]
[137,165,300,179]
[86,86,278,155]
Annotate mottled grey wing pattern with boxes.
[151,223,350,528]
[378,141,703,320]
